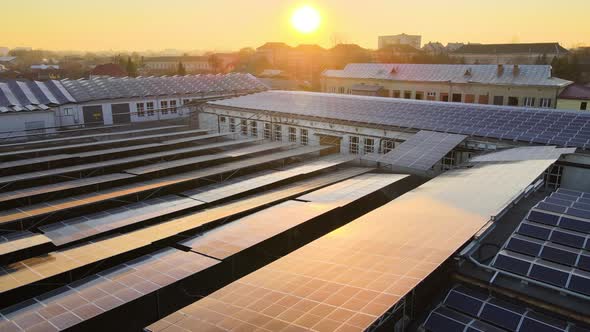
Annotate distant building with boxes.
[557,84,590,111]
[143,56,211,74]
[327,44,373,69]
[0,47,9,57]
[422,42,446,55]
[378,33,422,50]
[256,42,292,69]
[322,63,572,108]
[287,44,327,89]
[0,56,17,66]
[451,42,569,64]
[446,42,465,52]
[89,63,127,79]
[30,64,62,80]
[376,44,423,62]
[12,46,32,52]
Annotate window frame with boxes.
[300,128,309,145]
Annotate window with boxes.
[63,108,74,116]
[427,92,436,100]
[442,151,456,170]
[240,119,248,136]
[464,94,475,103]
[273,124,282,141]
[146,102,155,116]
[250,121,258,137]
[493,96,504,106]
[363,138,375,154]
[452,93,462,103]
[229,118,236,132]
[523,97,535,107]
[478,95,489,104]
[170,100,177,113]
[440,93,449,102]
[136,103,145,117]
[300,129,309,145]
[392,90,401,98]
[415,92,424,100]
[382,140,395,154]
[404,91,412,99]
[349,136,359,154]
[582,102,588,111]
[220,116,226,123]
[540,98,552,108]
[263,123,271,139]
[508,96,519,106]
[338,87,345,94]
[160,100,168,115]
[288,127,297,142]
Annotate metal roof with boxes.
[452,42,569,55]
[323,63,572,87]
[0,80,75,112]
[61,73,267,103]
[208,90,590,150]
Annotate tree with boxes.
[125,57,137,77]
[177,61,186,75]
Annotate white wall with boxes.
[0,111,56,136]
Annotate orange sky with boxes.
[2,0,589,52]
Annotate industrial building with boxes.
[0,89,590,331]
[451,42,570,65]
[0,74,267,138]
[321,63,572,109]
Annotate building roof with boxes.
[208,90,590,149]
[90,63,127,77]
[453,42,569,55]
[379,44,423,53]
[143,56,208,63]
[559,84,590,100]
[0,79,75,112]
[349,83,384,92]
[0,56,16,63]
[61,73,268,103]
[322,63,572,87]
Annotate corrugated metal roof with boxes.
[323,63,572,87]
[452,42,569,54]
[559,84,590,100]
[0,80,68,112]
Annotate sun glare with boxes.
[291,5,320,34]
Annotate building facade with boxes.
[378,33,422,50]
[557,84,590,111]
[321,63,572,108]
[451,42,570,64]
[143,56,211,74]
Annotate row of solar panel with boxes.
[423,285,589,332]
[210,91,590,149]
[0,168,382,331]
[504,235,590,271]
[527,210,590,234]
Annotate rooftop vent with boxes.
[513,64,520,76]
[497,64,504,76]
[464,68,472,76]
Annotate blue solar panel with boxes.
[493,252,532,275]
[506,237,543,256]
[424,307,472,332]
[528,210,560,226]
[539,245,578,266]
[549,229,586,248]
[518,222,551,240]
[479,299,523,331]
[557,217,590,234]
[529,263,569,287]
[568,272,590,296]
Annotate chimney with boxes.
[513,64,520,76]
[497,64,504,76]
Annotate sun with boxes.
[291,6,321,34]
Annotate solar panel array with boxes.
[0,80,75,113]
[61,73,267,103]
[363,130,466,171]
[0,247,219,331]
[492,188,590,296]
[146,152,563,332]
[209,90,590,149]
[471,146,577,162]
[179,174,405,260]
[423,285,590,332]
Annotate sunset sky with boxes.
[2,0,589,52]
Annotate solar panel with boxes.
[0,167,368,297]
[208,91,590,150]
[0,138,259,185]
[0,231,53,263]
[423,285,585,332]
[0,173,135,205]
[179,173,404,260]
[0,125,187,149]
[146,157,558,332]
[362,130,466,172]
[0,128,210,159]
[0,247,219,331]
[471,146,577,162]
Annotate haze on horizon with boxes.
[2,0,589,52]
